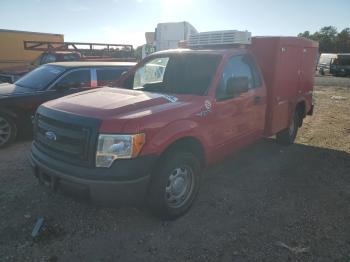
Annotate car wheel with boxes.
[147,151,201,220]
[0,112,17,148]
[276,109,300,145]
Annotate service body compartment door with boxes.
[270,45,302,134]
[300,47,318,113]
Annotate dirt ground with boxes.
[1,78,350,261]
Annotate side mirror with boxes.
[226,77,249,96]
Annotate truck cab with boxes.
[0,41,135,84]
[29,33,318,219]
[0,51,82,84]
[330,54,350,77]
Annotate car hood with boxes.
[43,87,192,119]
[0,83,36,97]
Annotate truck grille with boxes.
[34,111,98,167]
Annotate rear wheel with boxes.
[0,112,17,148]
[276,110,300,145]
[147,151,201,220]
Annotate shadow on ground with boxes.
[0,138,350,261]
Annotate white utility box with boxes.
[188,30,252,47]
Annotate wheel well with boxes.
[296,101,306,126]
[159,137,206,167]
[0,108,18,119]
[0,107,31,132]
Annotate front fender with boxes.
[143,120,208,158]
[0,107,19,119]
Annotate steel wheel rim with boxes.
[0,116,11,146]
[165,165,195,208]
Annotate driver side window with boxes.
[56,69,91,89]
[216,55,254,100]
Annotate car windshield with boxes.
[132,54,221,95]
[15,65,65,90]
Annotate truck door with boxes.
[212,55,266,155]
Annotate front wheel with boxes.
[0,112,17,149]
[147,151,201,220]
[276,110,300,145]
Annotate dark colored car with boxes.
[0,61,136,148]
[330,54,350,77]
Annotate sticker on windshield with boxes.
[162,95,178,103]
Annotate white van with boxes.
[318,53,337,75]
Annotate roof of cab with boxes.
[151,48,248,57]
[46,61,137,68]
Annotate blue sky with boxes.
[1,0,349,47]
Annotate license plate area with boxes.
[38,170,58,191]
[35,167,90,202]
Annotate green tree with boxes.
[316,26,338,52]
[298,26,350,53]
[298,31,312,39]
[336,28,350,53]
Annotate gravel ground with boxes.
[0,82,349,262]
[314,75,350,87]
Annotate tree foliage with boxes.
[298,26,350,53]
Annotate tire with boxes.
[276,110,300,145]
[0,112,17,149]
[147,151,201,220]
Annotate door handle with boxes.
[254,96,261,104]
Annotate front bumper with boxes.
[29,143,158,206]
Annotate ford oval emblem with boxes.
[45,131,57,141]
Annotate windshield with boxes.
[338,57,350,66]
[15,65,65,90]
[131,54,221,95]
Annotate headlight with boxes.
[96,133,145,168]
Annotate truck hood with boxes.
[0,83,36,97]
[43,87,192,119]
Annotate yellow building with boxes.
[0,29,63,70]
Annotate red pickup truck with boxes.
[29,36,318,219]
